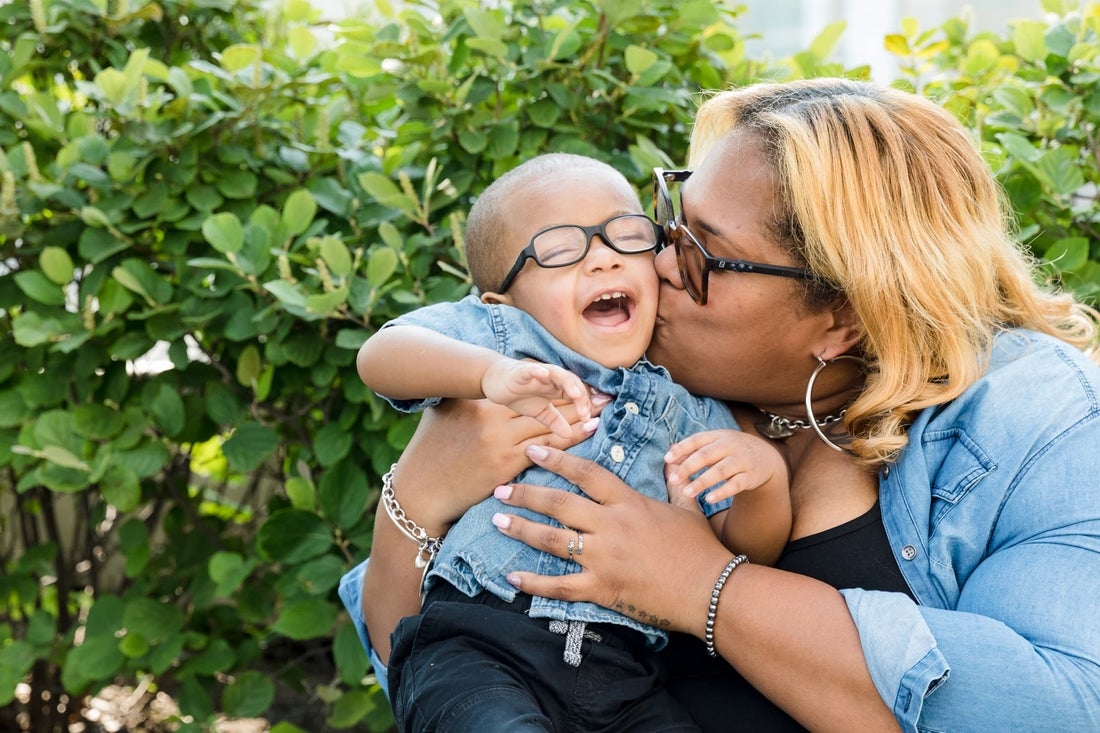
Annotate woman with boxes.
[345,79,1100,731]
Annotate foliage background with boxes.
[0,0,1096,730]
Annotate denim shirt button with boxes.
[610,445,626,462]
[625,402,640,414]
[901,544,918,561]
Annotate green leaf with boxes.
[40,246,75,284]
[808,21,845,59]
[62,636,125,694]
[221,421,279,473]
[112,258,172,305]
[221,44,262,73]
[884,34,910,56]
[284,476,316,511]
[272,598,338,640]
[0,642,35,706]
[463,7,505,39]
[358,171,415,212]
[624,45,657,75]
[95,68,129,105]
[313,422,353,467]
[209,551,254,596]
[202,212,245,253]
[100,464,141,511]
[114,440,170,479]
[367,247,398,287]
[177,675,215,723]
[73,404,125,439]
[217,169,259,199]
[119,633,150,659]
[1012,20,1048,64]
[964,39,1000,76]
[223,670,275,718]
[306,287,348,315]
[146,382,185,436]
[14,270,65,306]
[263,280,308,309]
[1034,147,1085,196]
[123,597,184,643]
[1043,236,1089,272]
[995,132,1040,163]
[318,460,368,529]
[256,509,332,563]
[319,236,353,277]
[282,189,317,236]
[326,689,375,729]
[333,622,369,686]
[236,344,262,387]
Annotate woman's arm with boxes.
[491,446,899,732]
[361,398,606,663]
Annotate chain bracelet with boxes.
[381,464,445,569]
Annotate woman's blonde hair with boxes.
[690,78,1100,465]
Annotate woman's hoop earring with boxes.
[805,354,866,453]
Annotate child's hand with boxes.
[664,429,787,505]
[481,358,593,439]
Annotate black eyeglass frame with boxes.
[653,168,814,305]
[496,213,664,294]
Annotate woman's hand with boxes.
[389,393,609,535]
[363,395,606,662]
[489,445,734,637]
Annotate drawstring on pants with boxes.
[548,619,601,666]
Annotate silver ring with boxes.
[567,535,577,558]
[574,532,584,556]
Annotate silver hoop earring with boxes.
[805,354,866,452]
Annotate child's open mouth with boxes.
[583,291,634,328]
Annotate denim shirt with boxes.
[842,328,1100,731]
[340,327,1100,728]
[378,296,737,647]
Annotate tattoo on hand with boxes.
[614,601,671,629]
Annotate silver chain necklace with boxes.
[756,408,847,440]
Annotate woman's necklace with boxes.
[755,408,847,440]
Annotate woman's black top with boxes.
[662,501,914,732]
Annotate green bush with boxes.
[0,0,821,729]
[889,0,1100,300]
[0,0,1095,731]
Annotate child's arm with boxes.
[664,430,792,565]
[357,325,591,438]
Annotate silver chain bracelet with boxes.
[705,554,749,658]
[381,464,445,569]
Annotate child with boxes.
[356,153,790,731]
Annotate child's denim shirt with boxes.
[379,295,738,648]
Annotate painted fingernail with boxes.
[505,573,522,588]
[582,417,600,433]
[526,444,549,460]
[591,391,613,406]
[492,512,511,529]
[493,485,512,500]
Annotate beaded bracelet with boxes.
[705,554,749,658]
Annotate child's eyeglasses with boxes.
[497,214,663,293]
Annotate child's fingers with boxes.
[545,368,591,422]
[535,405,576,439]
[663,431,714,463]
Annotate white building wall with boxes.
[741,0,1049,80]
